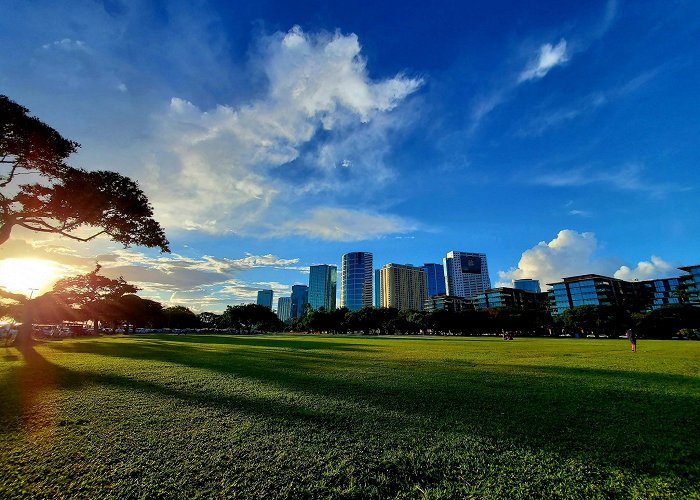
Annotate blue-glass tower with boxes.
[340,252,373,311]
[256,289,273,309]
[308,264,337,311]
[374,269,382,307]
[290,285,309,318]
[277,297,291,322]
[422,263,446,297]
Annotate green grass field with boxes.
[0,335,698,498]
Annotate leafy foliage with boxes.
[0,95,169,251]
[103,294,164,332]
[221,303,282,334]
[52,264,138,331]
[161,306,200,330]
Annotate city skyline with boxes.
[1,1,698,313]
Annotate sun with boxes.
[0,258,61,296]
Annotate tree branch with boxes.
[17,220,109,242]
[0,163,20,187]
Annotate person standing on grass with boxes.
[626,328,637,352]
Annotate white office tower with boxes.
[443,251,491,298]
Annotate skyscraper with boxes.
[290,284,309,318]
[308,264,337,311]
[277,297,291,322]
[340,252,373,311]
[380,263,428,311]
[374,269,382,308]
[422,263,446,297]
[443,251,491,299]
[256,289,273,309]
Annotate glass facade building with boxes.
[473,287,548,310]
[513,279,541,294]
[290,285,309,319]
[308,265,337,311]
[443,251,491,299]
[548,274,645,316]
[256,289,273,309]
[277,297,291,322]
[422,263,446,297]
[679,265,700,305]
[340,252,373,311]
[638,277,682,311]
[374,269,382,308]
[424,294,469,313]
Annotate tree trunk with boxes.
[0,221,13,246]
[93,317,100,334]
[16,303,34,348]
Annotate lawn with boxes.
[0,335,698,498]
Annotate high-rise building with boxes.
[256,289,273,309]
[513,279,541,294]
[290,285,309,318]
[443,251,491,299]
[380,263,428,311]
[422,263,446,297]
[340,252,373,311]
[374,269,382,308]
[308,265,337,311]
[277,297,291,322]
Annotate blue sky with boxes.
[1,0,698,311]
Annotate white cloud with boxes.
[469,38,570,130]
[42,38,88,51]
[527,164,688,198]
[148,26,423,238]
[272,207,418,241]
[613,256,677,281]
[519,39,569,82]
[568,209,591,217]
[498,230,622,288]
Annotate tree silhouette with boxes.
[0,95,169,251]
[52,265,138,333]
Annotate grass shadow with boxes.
[2,336,698,497]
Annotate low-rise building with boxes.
[473,287,549,311]
[424,294,470,313]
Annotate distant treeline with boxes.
[2,268,698,339]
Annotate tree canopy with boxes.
[52,264,138,332]
[0,95,169,251]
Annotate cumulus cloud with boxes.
[519,39,569,82]
[497,230,622,287]
[148,26,423,238]
[0,232,302,310]
[613,256,677,281]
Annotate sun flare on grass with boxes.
[0,258,61,296]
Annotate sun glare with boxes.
[0,258,61,296]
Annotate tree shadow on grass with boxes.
[3,339,699,496]
[131,334,381,352]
